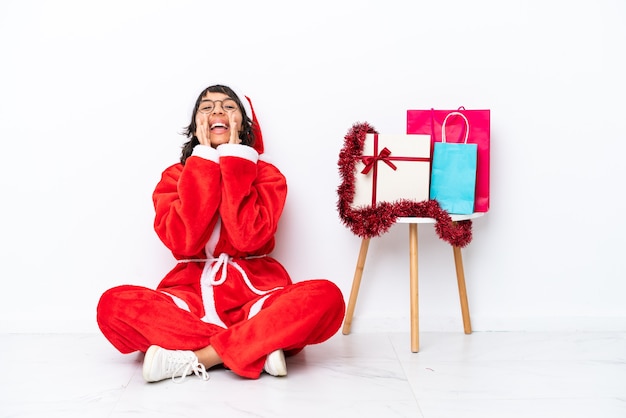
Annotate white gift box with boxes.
[352,133,431,208]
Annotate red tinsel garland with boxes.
[336,122,473,248]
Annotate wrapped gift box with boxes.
[352,133,431,208]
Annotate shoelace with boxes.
[168,353,210,383]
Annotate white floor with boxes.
[1,331,625,418]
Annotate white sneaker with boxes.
[142,345,209,383]
[263,349,287,377]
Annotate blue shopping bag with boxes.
[430,112,478,214]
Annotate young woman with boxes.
[97,84,345,382]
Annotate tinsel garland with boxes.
[336,122,473,247]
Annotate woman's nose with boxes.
[211,103,225,114]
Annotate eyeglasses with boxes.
[197,99,239,114]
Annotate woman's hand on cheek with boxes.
[228,112,241,144]
[196,119,210,146]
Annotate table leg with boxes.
[342,237,371,335]
[453,246,472,334]
[409,223,419,352]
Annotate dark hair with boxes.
[180,84,255,164]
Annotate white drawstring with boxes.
[207,253,230,286]
[179,253,284,296]
[174,253,283,326]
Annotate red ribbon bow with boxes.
[360,147,398,174]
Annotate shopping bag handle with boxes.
[442,111,470,144]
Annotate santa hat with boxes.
[229,87,264,154]
[244,95,264,154]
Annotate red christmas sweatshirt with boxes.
[151,143,292,327]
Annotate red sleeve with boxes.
[219,152,287,252]
[152,156,221,257]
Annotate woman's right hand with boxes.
[196,119,210,146]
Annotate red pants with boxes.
[97,280,345,379]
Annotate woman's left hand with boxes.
[229,111,241,145]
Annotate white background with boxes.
[1,0,624,333]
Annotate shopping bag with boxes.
[407,107,490,212]
[430,112,478,215]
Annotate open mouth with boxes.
[210,122,228,131]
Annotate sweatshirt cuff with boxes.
[217,143,259,163]
[191,145,219,163]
